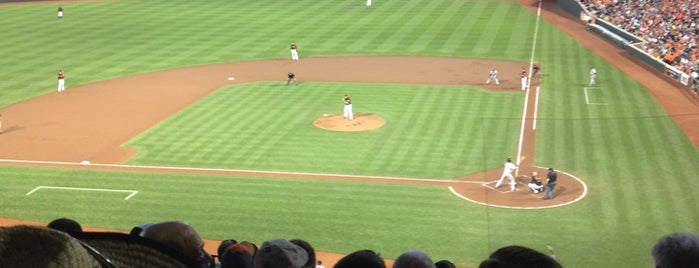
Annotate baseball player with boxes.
[486,69,499,85]
[589,66,597,86]
[290,42,299,61]
[495,158,518,191]
[527,172,544,193]
[287,72,298,85]
[342,94,353,120]
[366,0,372,6]
[57,6,63,19]
[57,69,65,92]
[531,64,540,81]
[520,73,528,91]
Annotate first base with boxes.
[227,77,235,81]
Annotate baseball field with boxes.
[0,0,698,267]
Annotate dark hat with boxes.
[253,238,308,268]
[548,167,554,171]
[220,241,257,268]
[218,239,238,257]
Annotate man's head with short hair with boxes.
[479,245,561,268]
[333,249,385,268]
[652,232,699,268]
[392,249,435,268]
[434,260,455,268]
[47,218,82,233]
[140,221,210,264]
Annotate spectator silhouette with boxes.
[479,245,562,268]
[291,238,317,268]
[333,249,386,268]
[47,217,82,233]
[651,232,699,268]
[139,220,212,268]
[393,249,435,268]
[254,238,308,268]
[220,241,257,268]
[434,260,455,268]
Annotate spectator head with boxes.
[479,245,561,268]
[47,218,82,233]
[140,220,211,265]
[333,249,386,268]
[254,238,309,268]
[290,238,317,268]
[434,260,455,268]
[218,239,239,257]
[220,241,257,268]
[129,223,154,236]
[392,249,435,268]
[651,232,699,268]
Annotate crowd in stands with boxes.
[582,0,699,85]
[1,217,698,267]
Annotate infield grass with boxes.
[1,1,698,267]
[125,82,523,179]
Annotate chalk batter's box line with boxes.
[481,181,514,194]
[584,87,608,105]
[26,186,139,200]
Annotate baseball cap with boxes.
[253,238,308,268]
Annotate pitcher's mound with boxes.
[314,113,385,132]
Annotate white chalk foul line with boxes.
[584,87,607,105]
[0,158,466,185]
[26,186,138,200]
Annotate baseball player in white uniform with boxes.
[495,158,518,191]
[343,94,353,120]
[520,73,528,91]
[486,69,500,85]
[290,42,299,61]
[57,70,66,92]
[589,66,597,86]
[366,0,372,6]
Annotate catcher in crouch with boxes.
[528,172,544,193]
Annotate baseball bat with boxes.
[515,156,526,177]
[517,156,526,166]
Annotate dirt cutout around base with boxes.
[314,113,385,132]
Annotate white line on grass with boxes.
[26,186,138,200]
[533,86,540,130]
[584,87,591,104]
[518,0,544,162]
[0,158,467,185]
[584,87,607,105]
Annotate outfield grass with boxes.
[1,1,698,267]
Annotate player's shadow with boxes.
[553,186,566,197]
[0,125,24,135]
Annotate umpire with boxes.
[543,168,557,200]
